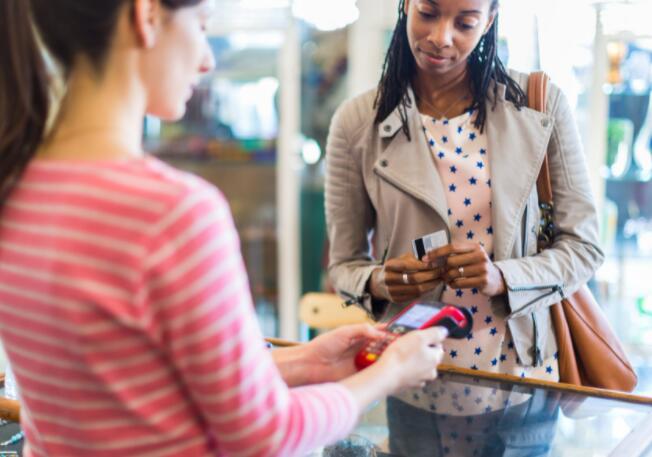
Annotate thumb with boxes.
[420,326,449,345]
[343,323,385,341]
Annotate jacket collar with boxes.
[374,81,554,260]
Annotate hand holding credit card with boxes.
[412,230,448,266]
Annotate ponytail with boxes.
[0,0,50,203]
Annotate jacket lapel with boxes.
[487,84,554,261]
[371,83,554,253]
[373,88,451,226]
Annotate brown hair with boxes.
[0,0,204,202]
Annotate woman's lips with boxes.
[420,49,449,66]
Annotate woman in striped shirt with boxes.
[0,1,447,456]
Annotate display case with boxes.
[319,366,652,457]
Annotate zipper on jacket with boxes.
[531,313,543,367]
[508,284,561,293]
[522,205,529,258]
[512,202,561,368]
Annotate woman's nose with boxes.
[199,45,216,74]
[428,20,454,49]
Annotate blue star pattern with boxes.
[396,111,560,419]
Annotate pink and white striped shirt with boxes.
[0,157,358,457]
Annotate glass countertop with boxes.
[319,367,652,457]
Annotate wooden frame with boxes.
[264,338,652,406]
[437,364,652,406]
[0,397,19,423]
[3,339,651,424]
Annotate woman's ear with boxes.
[483,10,497,35]
[132,0,161,48]
[403,0,410,16]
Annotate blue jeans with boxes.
[387,388,559,457]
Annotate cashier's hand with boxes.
[302,324,387,383]
[369,253,443,303]
[423,242,506,297]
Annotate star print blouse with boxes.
[395,111,558,417]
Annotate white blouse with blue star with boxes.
[395,110,558,418]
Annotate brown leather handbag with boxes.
[528,72,637,392]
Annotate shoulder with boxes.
[506,68,566,113]
[135,157,230,225]
[330,88,378,138]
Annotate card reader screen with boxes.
[391,304,442,330]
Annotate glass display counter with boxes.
[320,366,652,457]
[3,364,652,456]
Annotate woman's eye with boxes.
[458,21,477,30]
[418,8,436,18]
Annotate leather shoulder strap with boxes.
[528,71,553,205]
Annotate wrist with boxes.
[489,264,508,297]
[367,268,385,301]
[374,353,402,394]
[273,345,312,386]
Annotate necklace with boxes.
[417,91,470,120]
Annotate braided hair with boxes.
[373,0,526,140]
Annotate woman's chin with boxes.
[149,106,187,123]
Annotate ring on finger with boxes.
[458,266,465,278]
[402,273,409,285]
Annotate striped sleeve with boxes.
[143,182,359,457]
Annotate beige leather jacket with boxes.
[325,71,604,367]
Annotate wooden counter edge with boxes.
[437,364,652,406]
[265,338,652,406]
[2,338,651,423]
[0,397,19,423]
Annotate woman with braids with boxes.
[0,1,450,455]
[326,0,603,449]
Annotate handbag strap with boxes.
[527,72,555,251]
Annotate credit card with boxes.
[412,230,448,265]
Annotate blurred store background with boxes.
[3,0,652,406]
[139,0,652,383]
